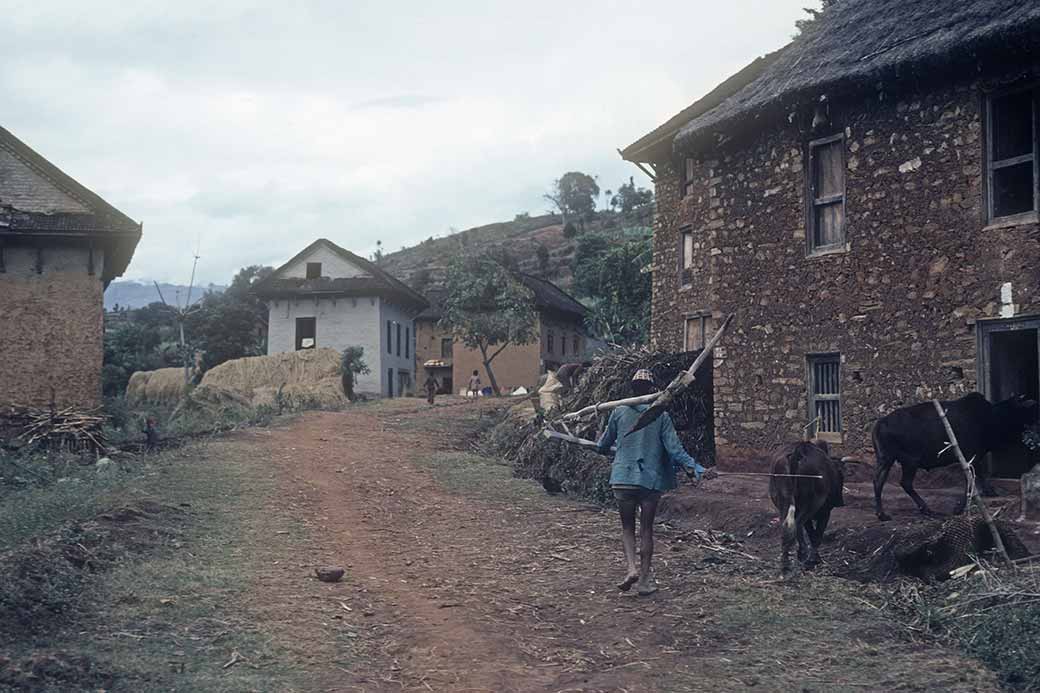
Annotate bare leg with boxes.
[617,497,639,591]
[637,494,660,595]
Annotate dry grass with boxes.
[125,367,186,405]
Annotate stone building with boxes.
[415,274,590,395]
[255,239,427,397]
[0,126,141,409]
[622,0,1040,464]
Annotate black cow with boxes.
[769,440,846,575]
[873,393,1037,521]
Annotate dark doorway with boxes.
[387,368,394,398]
[295,317,316,350]
[978,316,1040,477]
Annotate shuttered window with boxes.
[808,354,842,435]
[679,228,693,287]
[684,313,712,352]
[683,157,696,197]
[807,134,846,253]
[987,88,1038,221]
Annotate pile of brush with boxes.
[1,405,107,454]
[484,346,714,503]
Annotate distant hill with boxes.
[104,281,226,311]
[379,210,651,295]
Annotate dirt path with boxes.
[214,399,999,692]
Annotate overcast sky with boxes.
[2,1,818,284]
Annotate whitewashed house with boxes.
[255,239,427,397]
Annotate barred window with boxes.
[808,354,842,436]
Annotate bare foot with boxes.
[617,572,639,592]
[636,578,658,596]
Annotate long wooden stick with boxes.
[541,431,821,478]
[558,313,734,424]
[931,399,1011,566]
[629,313,735,434]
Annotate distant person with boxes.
[143,416,160,451]
[597,369,706,596]
[467,370,481,398]
[424,375,439,405]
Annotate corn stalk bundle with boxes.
[1,405,107,454]
[487,346,714,503]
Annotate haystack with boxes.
[198,348,347,409]
[126,368,186,405]
[486,347,714,504]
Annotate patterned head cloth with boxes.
[631,369,655,384]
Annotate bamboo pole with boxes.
[558,313,734,425]
[931,399,1012,566]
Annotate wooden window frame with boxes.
[305,262,322,279]
[396,322,402,357]
[440,337,453,359]
[805,133,847,256]
[683,311,711,352]
[678,227,693,288]
[984,85,1040,224]
[295,317,317,351]
[806,353,842,442]
[547,331,555,355]
[405,327,410,359]
[387,321,392,354]
[682,157,696,198]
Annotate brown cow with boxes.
[768,441,845,575]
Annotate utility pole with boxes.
[154,249,203,390]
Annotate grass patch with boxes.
[0,426,335,691]
[413,452,553,505]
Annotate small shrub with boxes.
[958,602,1040,689]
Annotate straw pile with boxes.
[125,368,187,405]
[198,348,347,410]
[485,347,714,504]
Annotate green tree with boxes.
[340,346,370,402]
[611,177,654,214]
[440,252,538,395]
[571,233,652,346]
[545,171,600,220]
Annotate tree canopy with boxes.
[440,252,538,395]
[610,177,654,214]
[545,171,600,220]
[571,232,652,346]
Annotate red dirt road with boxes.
[217,399,999,692]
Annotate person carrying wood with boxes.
[597,369,706,596]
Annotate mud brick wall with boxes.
[0,246,104,409]
[651,77,1040,457]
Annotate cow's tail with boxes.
[781,452,799,544]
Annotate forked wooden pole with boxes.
[931,399,1012,566]
[558,313,734,425]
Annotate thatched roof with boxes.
[624,0,1040,160]
[517,273,587,322]
[0,125,142,282]
[255,238,429,311]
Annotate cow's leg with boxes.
[813,508,832,545]
[899,464,938,517]
[874,455,896,521]
[977,452,997,497]
[804,509,831,569]
[780,504,796,576]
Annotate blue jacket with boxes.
[596,404,703,492]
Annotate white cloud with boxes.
[0,0,818,283]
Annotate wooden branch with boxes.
[542,429,614,452]
[628,313,734,434]
[931,399,1012,566]
[558,314,734,427]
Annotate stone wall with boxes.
[0,246,104,409]
[652,76,1040,457]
